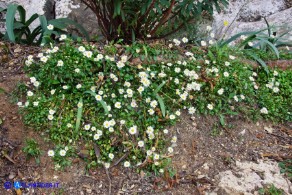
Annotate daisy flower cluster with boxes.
[18,36,292,171]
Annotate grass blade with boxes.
[156,94,166,117]
[75,98,83,134]
[245,50,269,74]
[154,81,166,94]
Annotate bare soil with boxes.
[0,42,291,195]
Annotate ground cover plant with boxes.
[16,28,292,174]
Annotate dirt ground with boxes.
[0,42,291,195]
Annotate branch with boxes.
[150,0,176,36]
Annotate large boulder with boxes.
[212,0,292,39]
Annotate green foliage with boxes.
[218,20,292,72]
[0,4,89,45]
[22,138,41,163]
[278,160,292,181]
[258,184,285,195]
[18,37,292,171]
[80,0,228,42]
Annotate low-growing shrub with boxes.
[17,33,292,172]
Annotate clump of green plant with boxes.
[22,138,42,163]
[258,184,285,195]
[279,160,292,181]
[218,18,292,72]
[0,4,89,45]
[17,31,292,172]
[80,0,228,42]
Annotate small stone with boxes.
[203,163,209,170]
[182,165,187,169]
[264,126,273,134]
[9,172,16,179]
[239,129,246,135]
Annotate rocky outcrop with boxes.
[212,0,292,39]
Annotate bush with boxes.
[18,33,292,172]
[80,0,228,42]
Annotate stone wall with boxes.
[1,0,292,40]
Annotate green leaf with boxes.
[84,91,109,114]
[256,37,280,59]
[245,50,269,74]
[154,81,166,94]
[25,13,39,27]
[75,98,83,134]
[143,45,148,58]
[219,29,267,47]
[219,115,225,126]
[0,7,6,12]
[113,0,122,17]
[39,15,48,31]
[156,94,166,117]
[5,4,26,42]
[263,17,271,37]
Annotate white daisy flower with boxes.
[124,161,130,167]
[148,109,155,115]
[57,60,64,67]
[207,104,213,110]
[188,107,196,114]
[59,34,67,41]
[153,154,160,160]
[171,136,177,143]
[40,56,48,63]
[48,150,55,157]
[129,126,137,135]
[76,84,82,89]
[48,115,54,120]
[115,102,122,109]
[163,129,169,134]
[95,95,102,101]
[223,72,229,77]
[103,121,110,129]
[169,114,176,120]
[182,37,188,43]
[217,88,224,95]
[168,147,174,153]
[33,81,40,87]
[117,61,125,69]
[150,100,158,108]
[109,153,114,160]
[47,24,54,30]
[59,149,66,156]
[260,107,268,114]
[138,141,144,147]
[84,124,91,130]
[78,46,86,52]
